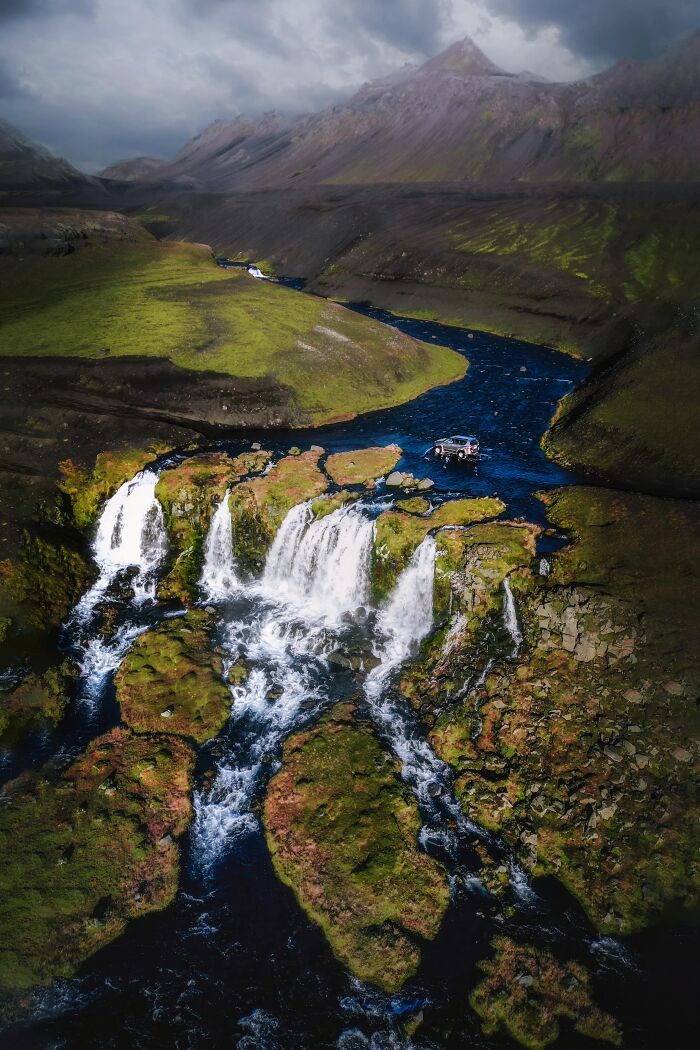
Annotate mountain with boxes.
[98,156,166,181]
[144,31,700,190]
[0,119,88,190]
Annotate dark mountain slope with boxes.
[0,120,89,191]
[145,32,700,190]
[98,157,166,182]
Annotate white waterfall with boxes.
[365,534,436,699]
[261,503,374,624]
[503,576,523,655]
[194,502,376,867]
[66,468,167,706]
[199,490,240,600]
[80,469,167,609]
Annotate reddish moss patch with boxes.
[264,704,449,992]
[0,728,194,997]
[470,936,621,1049]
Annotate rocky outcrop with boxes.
[372,497,505,603]
[400,487,699,935]
[115,611,239,744]
[470,936,621,1049]
[156,450,271,601]
[0,728,194,1000]
[324,445,402,486]
[263,704,450,992]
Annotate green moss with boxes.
[0,660,75,743]
[310,491,359,519]
[0,532,93,632]
[543,331,700,498]
[115,611,234,744]
[396,496,431,515]
[325,445,402,486]
[372,497,505,603]
[264,704,449,993]
[470,936,621,1049]
[155,450,271,601]
[0,232,467,426]
[424,487,700,934]
[229,450,328,573]
[58,447,163,530]
[0,728,194,996]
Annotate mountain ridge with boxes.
[128,30,700,190]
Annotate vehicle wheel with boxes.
[458,450,465,460]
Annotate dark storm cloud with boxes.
[1,0,696,170]
[0,0,94,23]
[483,0,698,63]
[330,0,452,58]
[0,55,22,97]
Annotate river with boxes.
[1,310,690,1050]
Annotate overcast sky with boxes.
[0,0,696,171]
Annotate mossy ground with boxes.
[115,611,235,744]
[58,447,165,530]
[155,450,271,601]
[0,728,194,997]
[543,328,700,498]
[0,660,75,743]
[419,487,699,934]
[470,936,621,1050]
[325,445,402,486]
[372,497,505,603]
[229,450,328,573]
[0,530,93,639]
[264,704,449,993]
[400,521,538,716]
[0,219,466,425]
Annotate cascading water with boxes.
[261,502,374,622]
[74,469,167,616]
[503,575,523,655]
[199,490,239,600]
[365,534,436,700]
[194,503,376,867]
[65,469,167,704]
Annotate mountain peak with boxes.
[421,36,502,77]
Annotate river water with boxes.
[1,312,692,1050]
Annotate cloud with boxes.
[0,0,94,23]
[481,0,698,64]
[0,0,695,170]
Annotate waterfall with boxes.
[261,503,374,624]
[199,490,240,600]
[365,534,436,699]
[84,469,167,606]
[65,468,167,706]
[194,503,375,867]
[502,576,523,655]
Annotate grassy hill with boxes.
[0,209,465,425]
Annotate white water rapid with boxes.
[193,503,375,866]
[261,502,374,622]
[502,575,523,655]
[199,490,240,600]
[78,469,167,611]
[66,468,167,705]
[365,534,436,700]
